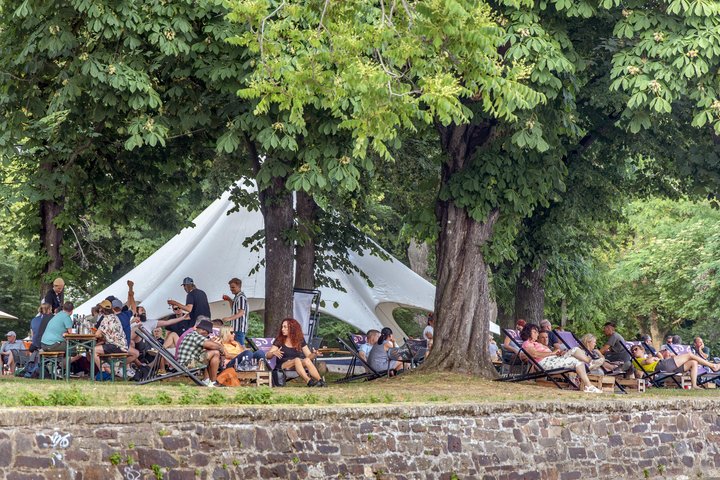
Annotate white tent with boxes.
[0,310,17,320]
[76,186,500,336]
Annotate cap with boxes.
[111,299,123,309]
[196,320,213,334]
[181,277,194,286]
[98,300,112,309]
[6,331,16,337]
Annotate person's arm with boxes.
[522,343,558,360]
[222,309,245,323]
[266,345,282,360]
[599,343,611,355]
[302,344,318,360]
[202,339,224,354]
[126,280,137,314]
[167,300,192,313]
[156,314,190,328]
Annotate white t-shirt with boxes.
[423,325,434,341]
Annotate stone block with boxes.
[136,448,179,468]
[447,435,462,453]
[161,436,190,451]
[15,454,54,468]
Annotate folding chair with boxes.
[495,328,579,390]
[554,330,627,393]
[403,337,428,368]
[498,329,529,379]
[623,341,683,388]
[666,344,720,387]
[334,336,386,383]
[11,349,32,372]
[335,334,367,382]
[134,326,206,386]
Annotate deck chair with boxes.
[11,349,32,372]
[666,344,720,387]
[496,328,579,390]
[335,334,367,382]
[403,337,428,368]
[134,326,206,386]
[248,337,309,383]
[335,336,387,382]
[553,330,627,393]
[623,341,683,388]
[498,329,529,378]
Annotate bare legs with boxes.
[205,350,220,382]
[281,357,322,383]
[672,353,720,372]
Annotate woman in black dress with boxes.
[266,318,325,387]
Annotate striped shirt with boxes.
[231,291,249,334]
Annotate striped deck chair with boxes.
[666,344,720,387]
[134,326,206,386]
[623,341,683,388]
[554,330,627,393]
[495,328,579,390]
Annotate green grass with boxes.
[0,371,717,408]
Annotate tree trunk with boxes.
[245,136,295,336]
[496,302,515,331]
[421,122,498,377]
[39,160,64,294]
[514,262,547,325]
[560,298,567,329]
[294,190,316,290]
[407,238,431,280]
[649,308,661,351]
[259,177,295,336]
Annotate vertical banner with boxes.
[293,291,316,338]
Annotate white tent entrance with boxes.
[76,185,500,337]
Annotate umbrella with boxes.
[0,310,17,320]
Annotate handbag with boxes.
[271,369,286,387]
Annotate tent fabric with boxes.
[75,185,500,336]
[0,310,17,320]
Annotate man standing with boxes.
[176,319,224,387]
[222,277,249,345]
[1,331,25,374]
[40,302,74,352]
[167,277,210,335]
[43,278,65,313]
[599,322,631,372]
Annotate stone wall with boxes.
[0,399,719,479]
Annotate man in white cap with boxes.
[1,331,25,375]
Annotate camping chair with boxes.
[403,337,428,368]
[623,341,683,388]
[553,330,627,393]
[666,344,720,387]
[134,326,206,386]
[495,328,580,390]
[11,349,32,373]
[335,334,367,382]
[248,337,309,383]
[335,336,387,382]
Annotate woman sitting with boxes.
[630,344,720,389]
[368,327,406,375]
[581,334,619,374]
[520,324,601,393]
[221,326,265,369]
[265,318,325,387]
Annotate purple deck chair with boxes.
[666,344,720,386]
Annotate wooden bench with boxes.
[39,351,64,380]
[99,353,129,381]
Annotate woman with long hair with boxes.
[266,318,324,387]
[368,327,402,374]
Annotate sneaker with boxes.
[202,378,214,387]
[307,379,318,387]
[314,379,327,388]
[584,385,602,394]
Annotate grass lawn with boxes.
[0,371,717,408]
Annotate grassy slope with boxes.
[0,371,715,408]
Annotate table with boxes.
[64,334,96,382]
[316,347,348,356]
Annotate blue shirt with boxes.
[41,311,72,346]
[30,314,42,338]
[117,310,133,347]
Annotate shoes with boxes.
[307,379,318,387]
[315,379,327,388]
[202,378,217,387]
[584,385,602,394]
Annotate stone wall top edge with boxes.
[0,397,717,427]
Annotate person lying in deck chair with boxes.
[630,344,720,389]
[520,324,602,394]
[581,334,619,374]
[176,319,225,387]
